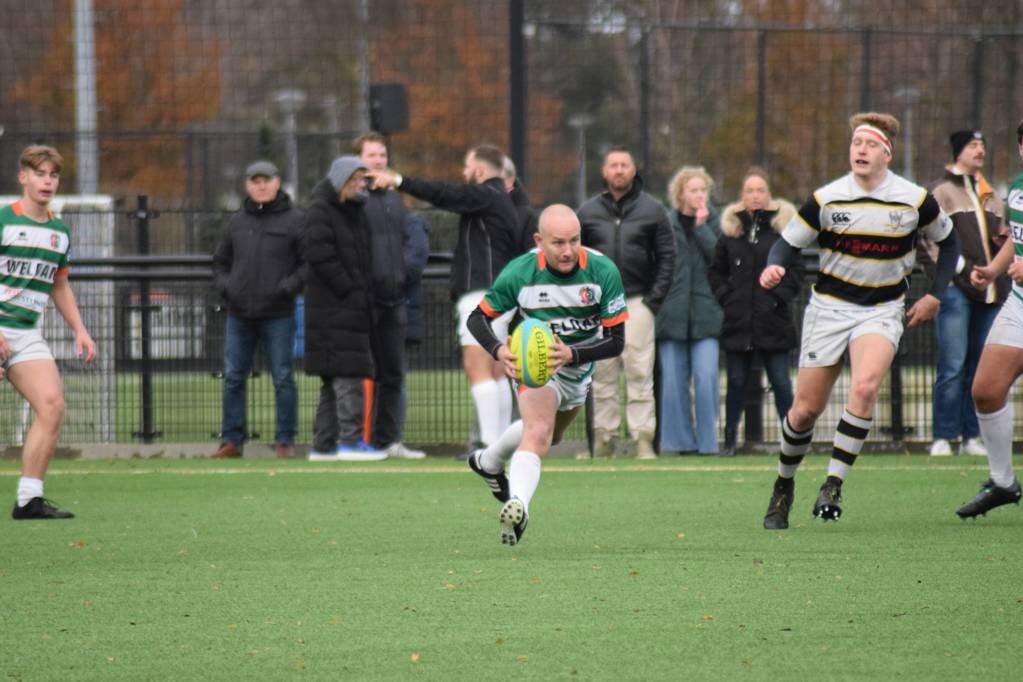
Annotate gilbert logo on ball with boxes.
[510,318,555,388]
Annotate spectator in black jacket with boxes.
[370,145,521,452]
[212,161,304,459]
[354,133,429,459]
[577,146,676,458]
[708,167,802,456]
[303,156,386,462]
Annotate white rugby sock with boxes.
[495,377,514,435]
[978,403,1015,488]
[471,380,502,445]
[508,451,542,512]
[480,420,523,474]
[17,477,43,507]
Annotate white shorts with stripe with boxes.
[1,326,54,368]
[984,290,1023,350]
[522,363,593,411]
[797,293,904,367]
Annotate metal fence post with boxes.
[132,195,160,443]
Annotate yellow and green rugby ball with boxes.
[509,319,556,388]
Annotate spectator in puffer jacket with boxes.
[709,167,801,456]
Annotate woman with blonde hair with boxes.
[708,167,802,456]
[655,166,723,454]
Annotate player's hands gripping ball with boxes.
[509,319,556,388]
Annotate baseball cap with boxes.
[245,160,280,179]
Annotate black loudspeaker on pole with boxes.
[369,83,409,135]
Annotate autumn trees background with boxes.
[2,0,1023,234]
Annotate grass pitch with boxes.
[2,455,1021,680]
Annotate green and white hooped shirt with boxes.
[1009,174,1023,303]
[479,246,628,383]
[0,200,71,329]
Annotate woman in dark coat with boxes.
[708,167,802,455]
[303,155,384,460]
[655,166,723,454]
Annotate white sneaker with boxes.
[960,437,988,457]
[307,449,341,462]
[385,442,426,459]
[335,442,388,462]
[929,439,953,456]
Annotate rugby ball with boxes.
[509,319,555,388]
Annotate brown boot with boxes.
[212,442,242,459]
[274,443,293,459]
[592,430,616,458]
[635,437,656,460]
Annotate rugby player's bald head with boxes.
[538,204,580,237]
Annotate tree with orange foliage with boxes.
[7,0,221,199]
[370,0,572,204]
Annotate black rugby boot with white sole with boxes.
[499,497,528,546]
[813,476,843,521]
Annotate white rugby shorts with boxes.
[537,364,593,411]
[984,291,1023,350]
[456,290,513,347]
[0,326,54,368]
[798,294,904,367]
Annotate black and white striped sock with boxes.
[828,409,872,480]
[778,416,813,478]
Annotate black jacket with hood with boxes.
[302,178,374,378]
[708,199,802,352]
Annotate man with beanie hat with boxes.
[926,129,1008,457]
[302,155,386,461]
[212,160,305,460]
[954,117,1023,518]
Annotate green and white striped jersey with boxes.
[1009,173,1023,303]
[480,246,627,352]
[0,201,71,329]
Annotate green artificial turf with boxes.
[1,456,1020,680]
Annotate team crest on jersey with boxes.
[51,234,60,248]
[887,209,906,231]
[579,286,595,305]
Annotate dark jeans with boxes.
[222,314,297,445]
[724,349,793,443]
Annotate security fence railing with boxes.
[0,198,1007,453]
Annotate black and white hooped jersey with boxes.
[782,171,952,306]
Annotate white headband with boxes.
[853,124,893,156]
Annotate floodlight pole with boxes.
[74,0,99,194]
[275,89,307,198]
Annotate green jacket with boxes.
[655,208,723,341]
